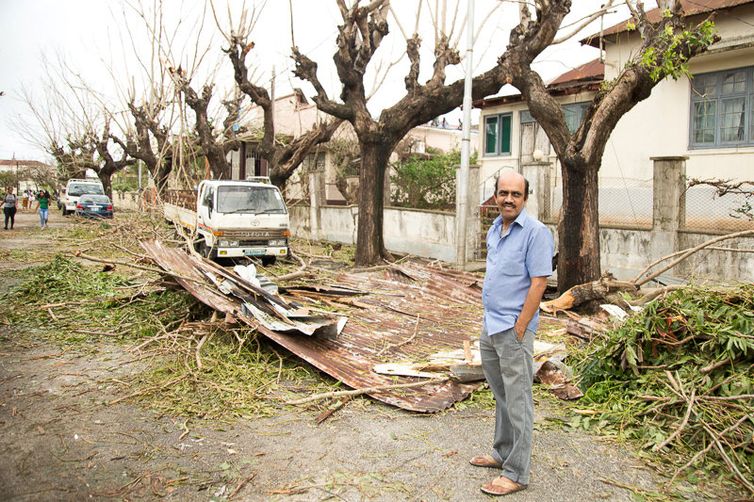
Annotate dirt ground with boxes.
[1,210,680,501]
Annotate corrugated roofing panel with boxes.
[142,242,485,412]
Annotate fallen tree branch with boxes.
[703,423,754,494]
[75,251,204,285]
[700,358,733,375]
[629,285,686,306]
[668,413,753,486]
[276,251,309,282]
[653,388,695,451]
[540,276,636,313]
[195,331,212,370]
[633,230,754,287]
[285,377,450,405]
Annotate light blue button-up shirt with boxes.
[482,209,554,335]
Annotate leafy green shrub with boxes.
[390,149,476,210]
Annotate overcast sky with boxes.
[0,0,637,162]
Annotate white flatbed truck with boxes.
[164,178,290,265]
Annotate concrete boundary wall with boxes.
[289,203,456,262]
[121,152,752,283]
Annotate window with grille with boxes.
[483,113,512,156]
[690,66,754,148]
[520,102,590,133]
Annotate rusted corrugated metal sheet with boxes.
[267,263,485,412]
[549,59,604,87]
[142,241,484,412]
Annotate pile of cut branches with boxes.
[575,284,753,496]
[1,254,197,344]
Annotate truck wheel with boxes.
[62,208,68,216]
[199,241,211,258]
[261,256,277,266]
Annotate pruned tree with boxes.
[291,2,472,263]
[510,1,717,290]
[169,69,239,181]
[18,56,134,197]
[219,12,344,188]
[112,99,173,194]
[293,0,718,283]
[290,0,572,266]
[49,136,97,182]
[121,0,243,187]
[90,120,136,198]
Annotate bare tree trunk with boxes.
[558,161,600,291]
[355,142,393,266]
[155,159,171,193]
[98,170,114,200]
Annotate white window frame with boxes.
[483,113,513,157]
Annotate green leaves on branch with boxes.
[390,149,476,210]
[640,20,717,82]
[573,285,754,496]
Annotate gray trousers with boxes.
[480,325,534,485]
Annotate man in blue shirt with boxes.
[471,168,554,496]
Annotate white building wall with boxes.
[478,6,754,204]
[599,5,754,182]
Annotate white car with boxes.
[62,179,105,216]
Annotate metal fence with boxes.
[546,175,653,229]
[484,167,752,241]
[683,184,754,233]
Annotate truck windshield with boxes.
[68,184,104,196]
[217,186,287,214]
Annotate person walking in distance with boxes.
[3,187,18,230]
[470,168,554,496]
[36,190,51,229]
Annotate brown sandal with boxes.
[469,455,503,469]
[480,476,527,496]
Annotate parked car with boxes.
[75,194,113,219]
[62,178,105,215]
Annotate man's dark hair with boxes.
[493,172,529,200]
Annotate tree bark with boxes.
[355,141,394,266]
[558,160,600,292]
[98,170,114,200]
[123,101,172,196]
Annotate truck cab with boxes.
[195,178,290,265]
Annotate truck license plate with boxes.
[243,249,265,256]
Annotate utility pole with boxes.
[456,0,474,267]
[15,155,20,194]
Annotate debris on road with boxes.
[141,240,346,337]
[373,339,582,400]
[141,240,486,412]
[574,284,754,495]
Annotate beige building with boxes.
[0,158,55,193]
[475,0,754,231]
